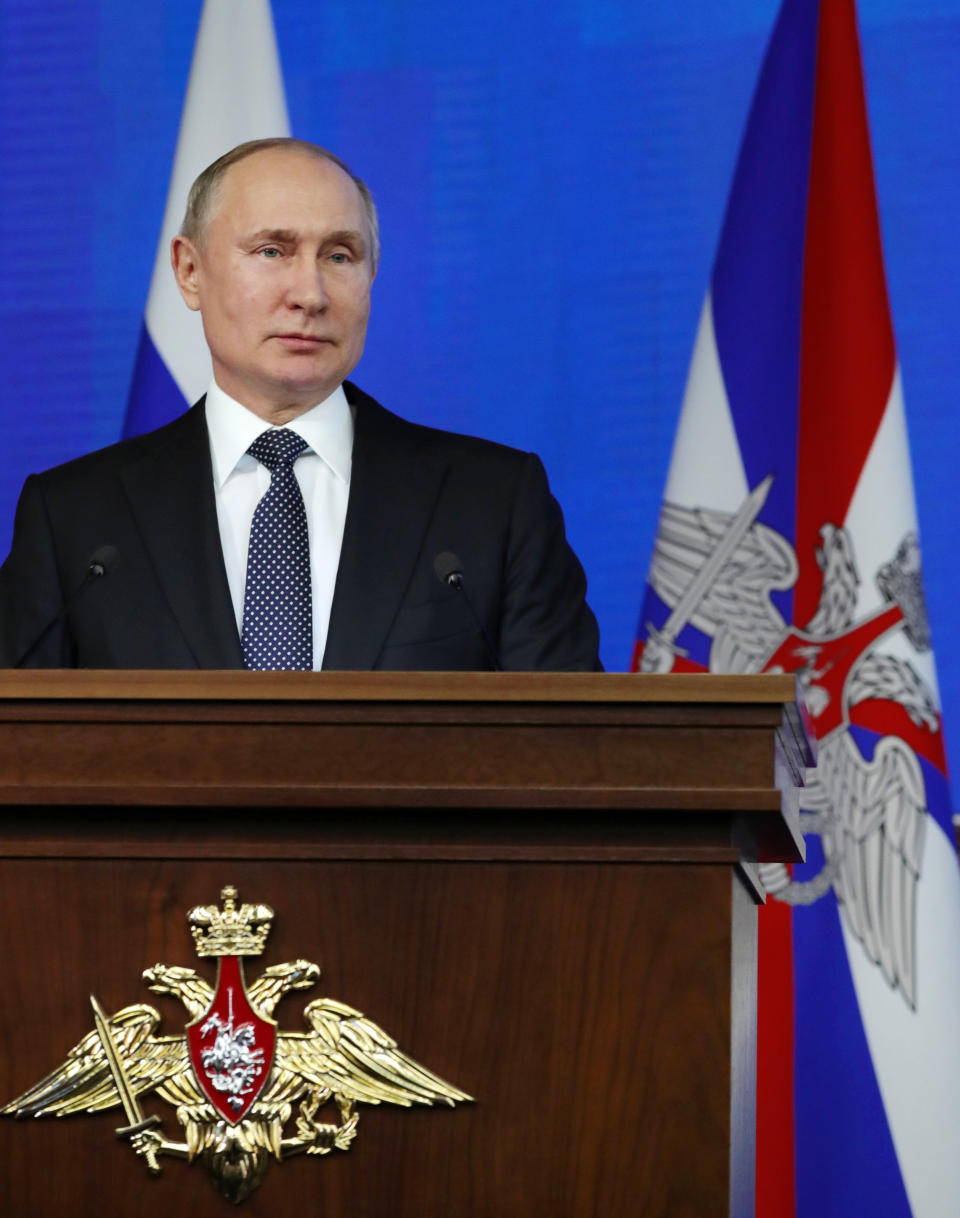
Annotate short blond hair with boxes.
[180,137,380,270]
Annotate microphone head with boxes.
[88,544,120,578]
[433,550,464,588]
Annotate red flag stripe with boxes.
[795,0,896,626]
[756,900,796,1218]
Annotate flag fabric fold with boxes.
[633,2,960,1215]
[123,0,290,438]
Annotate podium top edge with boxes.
[0,670,799,705]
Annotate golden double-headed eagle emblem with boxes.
[1,886,471,1203]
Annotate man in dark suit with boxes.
[0,139,600,671]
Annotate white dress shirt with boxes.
[204,380,353,669]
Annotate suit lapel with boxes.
[323,387,447,669]
[120,401,244,668]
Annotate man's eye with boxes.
[328,251,351,264]
[259,246,282,258]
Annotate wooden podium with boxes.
[0,671,809,1218]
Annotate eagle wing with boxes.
[803,523,860,635]
[266,998,472,1109]
[2,1003,192,1117]
[815,730,926,1009]
[646,500,794,672]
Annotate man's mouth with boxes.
[274,334,332,348]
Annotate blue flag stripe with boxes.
[711,0,819,556]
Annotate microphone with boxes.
[86,545,119,579]
[15,544,120,668]
[433,550,503,671]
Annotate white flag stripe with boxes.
[663,292,749,512]
[144,0,290,404]
[843,369,941,701]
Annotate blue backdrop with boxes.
[1,0,957,798]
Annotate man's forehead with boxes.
[215,148,364,222]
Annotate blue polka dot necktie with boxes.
[241,428,313,671]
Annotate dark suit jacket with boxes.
[0,384,601,671]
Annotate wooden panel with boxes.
[0,721,776,788]
[0,857,742,1218]
[0,672,808,863]
[0,807,773,863]
[0,670,801,706]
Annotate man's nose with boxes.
[287,257,330,312]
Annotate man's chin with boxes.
[267,361,344,399]
[252,367,350,416]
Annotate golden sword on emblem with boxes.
[89,994,163,1175]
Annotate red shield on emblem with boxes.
[187,955,276,1124]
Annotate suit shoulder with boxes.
[346,382,535,471]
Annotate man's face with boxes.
[172,148,374,422]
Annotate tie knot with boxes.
[248,427,308,472]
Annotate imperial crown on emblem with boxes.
[1,886,472,1204]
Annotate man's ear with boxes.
[171,235,202,312]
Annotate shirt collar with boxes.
[204,380,354,489]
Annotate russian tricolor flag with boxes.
[123,0,289,438]
[633,2,960,1214]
